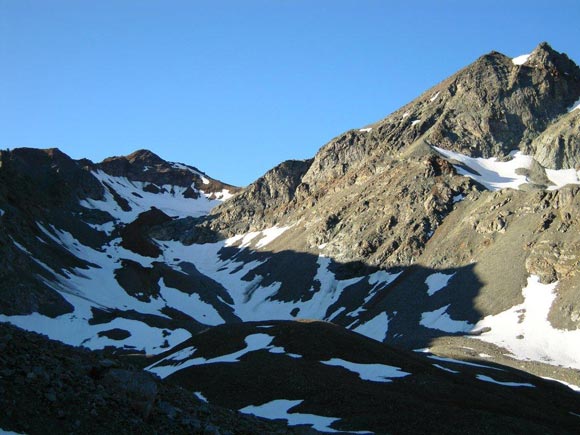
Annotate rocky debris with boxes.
[100,369,158,420]
[149,216,221,245]
[0,322,312,435]
[119,207,173,257]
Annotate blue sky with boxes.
[1,1,579,186]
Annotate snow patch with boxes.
[512,54,531,65]
[353,312,390,342]
[432,363,460,374]
[359,127,372,133]
[239,399,343,433]
[411,119,421,126]
[255,225,291,248]
[321,358,410,383]
[473,275,580,369]
[194,391,209,402]
[568,97,580,113]
[420,305,473,333]
[434,146,533,191]
[427,355,504,371]
[476,374,535,388]
[146,333,275,379]
[545,168,580,190]
[429,91,440,102]
[452,194,465,203]
[434,146,580,191]
[425,272,455,296]
[159,279,225,326]
[80,170,223,223]
[224,225,290,249]
[0,208,4,217]
[211,189,233,200]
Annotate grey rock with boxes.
[100,369,158,420]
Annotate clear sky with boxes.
[1,1,579,186]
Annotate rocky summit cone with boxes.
[1,43,580,434]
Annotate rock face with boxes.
[212,159,313,234]
[207,42,580,270]
[526,110,580,169]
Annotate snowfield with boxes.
[433,146,580,191]
[473,276,580,370]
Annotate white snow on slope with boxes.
[432,363,460,374]
[0,224,206,351]
[425,354,505,371]
[0,208,5,217]
[434,146,580,190]
[411,119,421,126]
[425,272,455,296]
[347,271,402,320]
[568,97,580,112]
[434,146,533,190]
[80,170,223,224]
[170,162,210,182]
[476,374,534,388]
[194,391,209,402]
[420,305,473,333]
[452,193,465,203]
[430,91,440,102]
[359,127,372,133]
[161,234,399,327]
[0,295,190,354]
[545,168,580,190]
[473,275,580,370]
[159,278,225,326]
[147,333,304,379]
[353,312,390,342]
[321,358,410,383]
[147,333,275,378]
[255,225,291,248]
[512,54,531,65]
[239,400,344,433]
[224,225,290,249]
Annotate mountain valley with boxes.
[1,42,580,434]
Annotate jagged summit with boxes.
[526,41,580,76]
[112,148,166,166]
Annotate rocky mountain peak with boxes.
[526,42,580,78]
[125,149,166,166]
[95,148,239,195]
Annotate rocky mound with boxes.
[0,322,314,435]
[147,320,580,434]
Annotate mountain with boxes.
[1,42,580,433]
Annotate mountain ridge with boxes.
[1,42,580,433]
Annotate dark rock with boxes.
[100,369,158,420]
